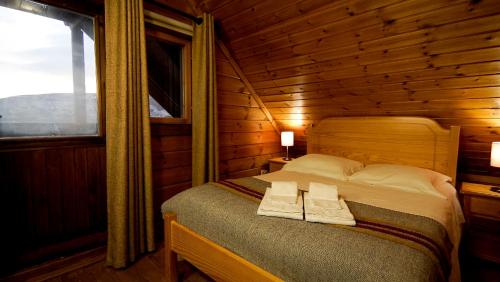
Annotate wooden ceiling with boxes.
[196,0,500,177]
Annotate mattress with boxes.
[161,171,464,282]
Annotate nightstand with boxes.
[461,182,500,263]
[268,157,292,172]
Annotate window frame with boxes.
[146,28,192,125]
[0,3,106,144]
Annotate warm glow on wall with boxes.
[490,142,500,167]
[290,118,304,128]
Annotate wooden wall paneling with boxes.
[85,147,105,231]
[0,143,107,276]
[210,0,263,22]
[233,0,498,63]
[219,143,282,161]
[96,147,107,229]
[220,0,337,41]
[216,40,281,135]
[74,148,90,234]
[219,120,276,132]
[45,149,63,240]
[230,0,467,61]
[60,149,78,237]
[198,0,500,179]
[196,0,234,16]
[216,42,282,179]
[150,123,193,238]
[218,106,269,120]
[237,3,500,76]
[147,0,199,18]
[0,151,18,274]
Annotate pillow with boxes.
[282,154,364,181]
[348,164,448,198]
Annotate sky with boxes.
[0,5,96,98]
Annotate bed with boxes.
[161,116,463,282]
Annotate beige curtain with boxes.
[192,13,218,186]
[104,0,154,268]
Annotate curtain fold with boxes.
[192,13,218,186]
[104,0,154,268]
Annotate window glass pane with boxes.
[146,35,183,118]
[0,2,98,138]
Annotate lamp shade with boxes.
[281,131,294,147]
[491,142,500,167]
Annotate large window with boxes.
[0,1,99,138]
[146,27,191,123]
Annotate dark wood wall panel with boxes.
[0,143,107,275]
[200,0,500,180]
[151,123,192,236]
[216,46,282,179]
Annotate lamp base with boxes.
[491,186,500,193]
[282,157,292,161]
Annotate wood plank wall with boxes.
[0,124,193,274]
[151,123,192,234]
[199,0,500,179]
[0,1,198,275]
[216,45,282,179]
[0,143,107,276]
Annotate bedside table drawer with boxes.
[470,197,500,219]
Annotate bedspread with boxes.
[161,177,453,282]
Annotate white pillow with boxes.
[348,164,448,199]
[282,154,364,181]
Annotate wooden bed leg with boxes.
[164,212,178,282]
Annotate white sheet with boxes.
[255,170,465,282]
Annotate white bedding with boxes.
[254,170,465,282]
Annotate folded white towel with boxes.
[270,181,298,204]
[309,182,339,201]
[304,192,355,226]
[308,198,341,210]
[257,209,304,220]
[257,188,303,220]
[308,182,341,209]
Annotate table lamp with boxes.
[281,131,294,161]
[490,142,500,192]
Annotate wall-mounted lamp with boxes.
[281,131,294,161]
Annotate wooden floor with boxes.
[5,244,499,282]
[4,245,212,282]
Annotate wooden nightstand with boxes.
[461,182,500,263]
[268,157,292,172]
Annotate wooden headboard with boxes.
[307,117,460,185]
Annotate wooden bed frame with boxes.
[163,116,460,282]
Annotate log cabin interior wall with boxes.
[0,0,196,276]
[197,0,500,180]
[217,43,282,178]
[0,0,108,276]
[0,142,107,276]
[2,0,500,277]
[151,123,192,235]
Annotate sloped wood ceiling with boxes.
[198,0,500,178]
